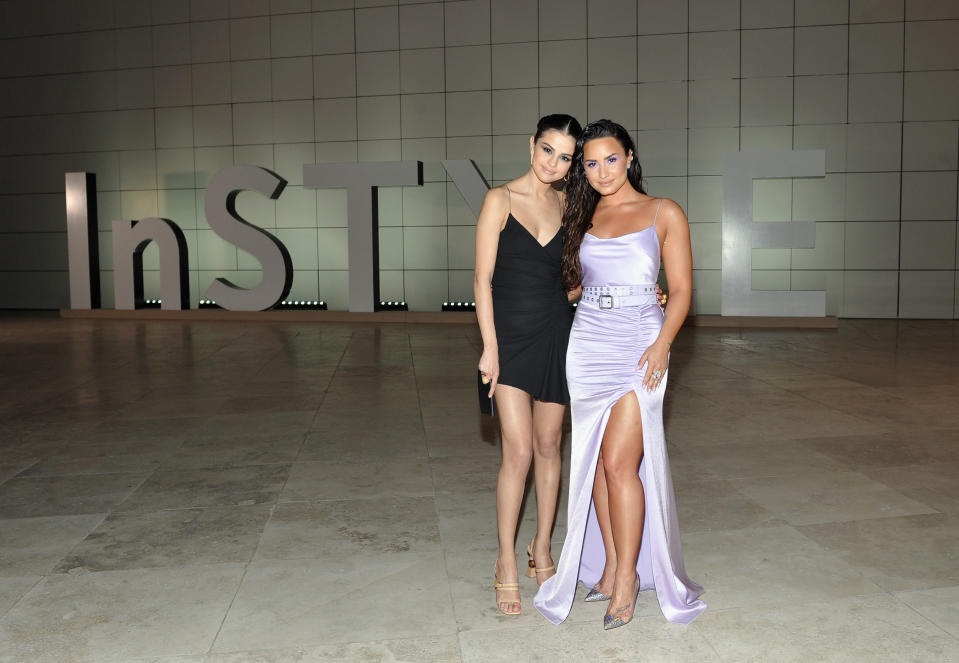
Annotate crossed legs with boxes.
[493,384,565,614]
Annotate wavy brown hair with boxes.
[561,119,647,290]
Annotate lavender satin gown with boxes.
[534,209,707,625]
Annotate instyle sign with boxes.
[66,150,826,316]
[66,159,489,313]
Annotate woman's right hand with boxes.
[655,284,667,309]
[478,350,499,398]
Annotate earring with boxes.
[563,173,570,182]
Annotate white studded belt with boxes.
[580,284,658,309]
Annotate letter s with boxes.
[203,166,293,311]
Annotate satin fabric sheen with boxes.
[534,221,707,625]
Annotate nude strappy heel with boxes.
[493,563,521,615]
[525,539,555,580]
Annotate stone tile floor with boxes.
[0,312,957,662]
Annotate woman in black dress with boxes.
[474,114,582,615]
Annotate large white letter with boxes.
[204,166,291,311]
[303,161,422,312]
[721,151,827,317]
[113,218,190,310]
[442,159,489,217]
[65,172,101,309]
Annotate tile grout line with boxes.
[896,13,905,317]
[199,329,353,657]
[405,324,463,653]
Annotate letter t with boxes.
[303,162,422,312]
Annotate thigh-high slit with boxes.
[533,300,706,625]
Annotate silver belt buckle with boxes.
[599,294,613,309]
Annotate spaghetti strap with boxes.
[504,186,512,213]
[651,198,664,228]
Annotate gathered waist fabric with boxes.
[534,282,707,625]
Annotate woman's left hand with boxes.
[638,340,669,392]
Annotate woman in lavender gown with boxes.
[534,120,706,628]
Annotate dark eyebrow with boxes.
[584,152,619,162]
[541,141,573,158]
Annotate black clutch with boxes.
[477,370,495,416]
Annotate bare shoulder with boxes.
[655,197,686,219]
[654,198,688,227]
[483,185,510,210]
[478,186,510,225]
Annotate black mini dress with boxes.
[491,210,572,405]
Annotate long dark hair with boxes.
[533,113,582,142]
[561,119,646,290]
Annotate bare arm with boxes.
[473,187,509,396]
[638,199,692,391]
[656,199,692,346]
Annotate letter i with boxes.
[65,172,101,309]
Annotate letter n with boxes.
[112,219,190,310]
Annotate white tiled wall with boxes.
[0,0,957,317]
